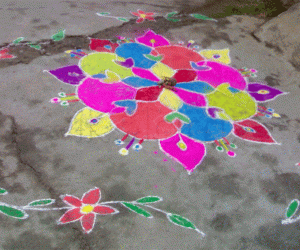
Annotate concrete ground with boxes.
[1,0,300,249]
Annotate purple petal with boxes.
[48,65,86,85]
[247,83,284,102]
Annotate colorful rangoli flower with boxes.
[131,10,155,23]
[0,48,15,59]
[46,30,286,174]
[58,187,118,234]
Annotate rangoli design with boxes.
[0,187,205,235]
[46,30,286,173]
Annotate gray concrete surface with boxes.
[1,0,300,249]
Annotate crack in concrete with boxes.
[0,15,229,69]
[6,115,92,247]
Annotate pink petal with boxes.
[81,213,96,234]
[138,10,145,14]
[132,67,160,82]
[58,208,83,224]
[94,205,119,215]
[146,13,154,16]
[82,187,101,205]
[131,12,139,16]
[159,134,206,172]
[62,195,82,207]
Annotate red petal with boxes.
[138,10,145,14]
[136,18,144,23]
[146,13,154,16]
[81,213,96,234]
[146,17,155,21]
[62,195,82,207]
[0,49,9,54]
[233,119,276,144]
[131,12,139,17]
[94,205,119,215]
[173,70,197,83]
[82,187,101,204]
[135,86,163,101]
[59,208,83,224]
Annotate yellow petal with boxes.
[151,62,175,79]
[66,107,114,138]
[159,89,183,110]
[199,49,231,64]
[102,70,121,83]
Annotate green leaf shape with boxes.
[165,112,191,124]
[286,199,299,218]
[118,18,129,22]
[121,202,152,218]
[97,12,110,15]
[144,54,162,61]
[190,14,216,21]
[28,43,41,50]
[167,18,180,22]
[167,213,196,229]
[0,188,8,195]
[167,12,177,17]
[27,199,55,207]
[52,29,65,42]
[136,196,162,204]
[13,37,24,44]
[0,203,28,219]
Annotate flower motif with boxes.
[136,30,170,47]
[131,10,155,23]
[0,48,15,59]
[58,188,119,234]
[247,83,285,102]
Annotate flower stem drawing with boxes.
[0,187,205,236]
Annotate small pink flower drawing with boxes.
[136,30,170,47]
[131,10,155,23]
[58,187,119,234]
[0,48,15,59]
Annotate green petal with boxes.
[0,203,28,219]
[0,188,8,195]
[167,213,196,229]
[52,29,65,41]
[286,199,299,218]
[190,14,216,21]
[118,18,129,22]
[28,44,41,50]
[167,12,177,17]
[13,37,24,44]
[167,18,180,22]
[121,202,152,218]
[97,12,110,15]
[27,199,55,207]
[136,196,162,204]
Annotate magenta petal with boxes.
[175,88,207,107]
[77,78,137,113]
[136,30,170,47]
[159,134,206,172]
[48,65,86,85]
[196,61,247,90]
[132,67,160,82]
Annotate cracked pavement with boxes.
[1,0,300,249]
